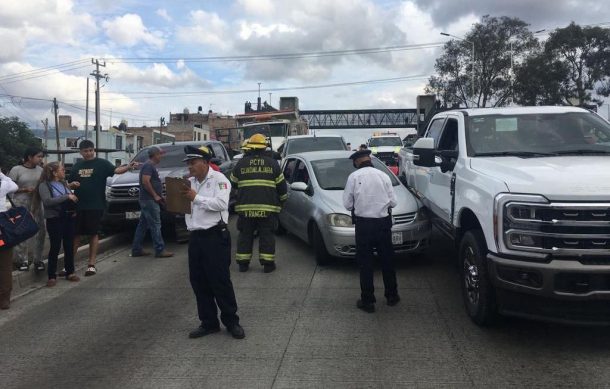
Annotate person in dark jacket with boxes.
[33,162,80,286]
[230,133,287,273]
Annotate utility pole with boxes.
[159,117,165,144]
[85,77,89,140]
[41,118,48,161]
[53,98,61,162]
[90,58,108,150]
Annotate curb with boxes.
[10,232,131,299]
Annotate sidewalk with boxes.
[10,232,130,299]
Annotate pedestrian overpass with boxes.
[299,109,420,129]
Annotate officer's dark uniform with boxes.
[343,149,400,312]
[230,134,287,272]
[182,145,244,339]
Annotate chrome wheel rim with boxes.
[463,246,480,307]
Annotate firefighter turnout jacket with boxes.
[230,152,288,217]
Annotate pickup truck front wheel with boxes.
[459,230,497,326]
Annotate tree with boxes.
[0,116,40,171]
[517,23,610,106]
[513,51,569,105]
[427,15,538,108]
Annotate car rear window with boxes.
[285,137,346,155]
[311,158,399,190]
[132,144,216,168]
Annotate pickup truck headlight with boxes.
[327,213,353,227]
[105,185,111,197]
[494,194,549,258]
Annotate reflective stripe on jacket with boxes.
[230,153,287,215]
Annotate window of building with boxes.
[204,134,208,141]
[136,136,143,150]
[116,135,123,150]
[115,159,122,167]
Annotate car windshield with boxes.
[132,145,205,169]
[467,112,610,157]
[285,137,346,155]
[311,158,399,190]
[242,123,287,139]
[368,137,402,147]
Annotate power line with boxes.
[106,42,446,64]
[0,59,89,81]
[0,64,91,84]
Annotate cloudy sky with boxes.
[1,0,609,132]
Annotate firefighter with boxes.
[230,133,287,273]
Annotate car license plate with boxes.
[125,211,141,220]
[392,232,403,245]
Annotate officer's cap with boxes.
[349,149,372,160]
[183,145,212,161]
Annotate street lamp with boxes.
[441,32,475,105]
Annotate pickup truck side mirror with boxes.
[412,138,436,167]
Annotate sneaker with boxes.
[154,251,174,258]
[58,268,67,277]
[130,250,152,257]
[238,263,249,272]
[46,278,57,287]
[84,266,97,277]
[34,261,46,272]
[18,262,29,271]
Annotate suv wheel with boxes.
[459,229,497,326]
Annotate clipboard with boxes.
[164,177,192,214]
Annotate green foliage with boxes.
[0,116,40,171]
[514,23,610,106]
[427,15,537,108]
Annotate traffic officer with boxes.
[181,145,245,339]
[230,133,288,273]
[342,149,399,313]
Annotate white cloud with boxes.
[176,10,229,49]
[102,14,166,49]
[0,29,27,63]
[237,0,275,17]
[106,60,211,89]
[0,0,95,63]
[156,8,172,22]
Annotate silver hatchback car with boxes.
[279,151,431,264]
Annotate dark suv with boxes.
[102,141,232,239]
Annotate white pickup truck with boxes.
[401,106,610,325]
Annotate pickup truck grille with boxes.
[393,212,416,225]
[505,203,610,256]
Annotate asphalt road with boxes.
[1,215,610,388]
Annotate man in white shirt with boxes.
[343,149,399,313]
[180,145,245,339]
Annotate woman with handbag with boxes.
[33,162,80,286]
[0,170,19,309]
[8,147,46,272]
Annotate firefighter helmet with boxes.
[247,133,268,150]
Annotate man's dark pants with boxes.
[188,228,240,329]
[354,215,398,304]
